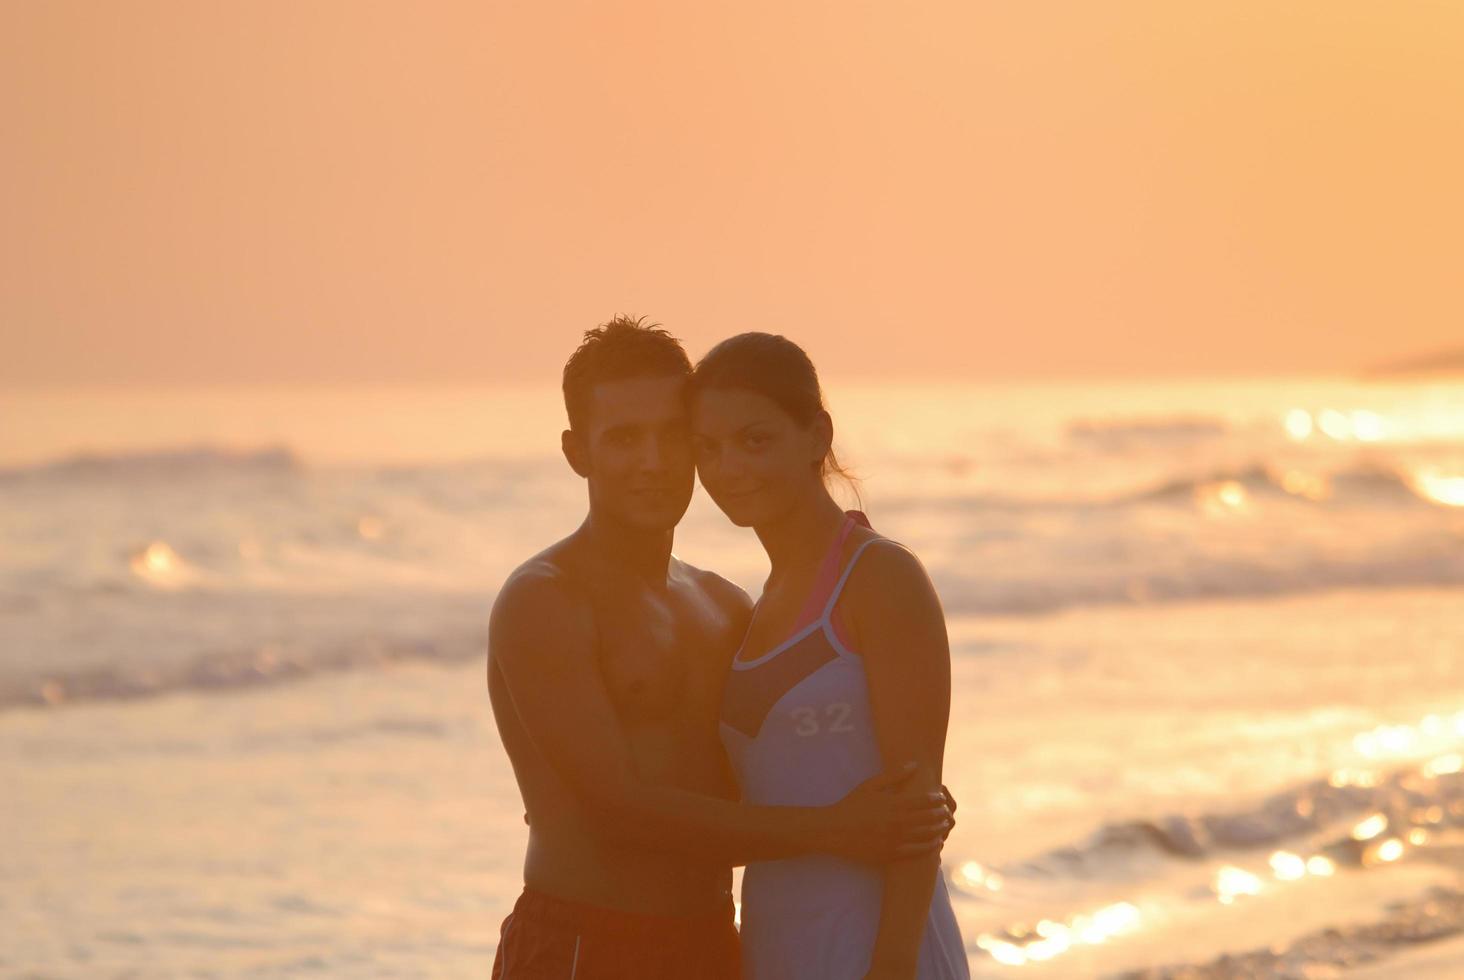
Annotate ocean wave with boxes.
[1115,885,1464,979]
[0,631,485,712]
[875,460,1455,514]
[0,445,302,482]
[933,543,1464,616]
[957,752,1464,973]
[1122,460,1433,508]
[1066,416,1230,448]
[1018,764,1464,876]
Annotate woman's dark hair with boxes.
[693,332,861,504]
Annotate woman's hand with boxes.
[824,762,953,864]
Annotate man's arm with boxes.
[488,565,947,867]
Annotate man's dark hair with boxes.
[562,315,692,431]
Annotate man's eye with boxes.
[742,433,769,449]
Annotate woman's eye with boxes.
[742,433,769,449]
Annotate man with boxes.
[487,316,950,978]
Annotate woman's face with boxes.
[691,386,827,527]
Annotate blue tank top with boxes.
[719,513,969,980]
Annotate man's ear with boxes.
[562,429,591,478]
[811,410,834,466]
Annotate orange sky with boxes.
[3,2,1461,385]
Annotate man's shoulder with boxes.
[675,558,753,618]
[491,545,594,645]
[498,531,596,596]
[498,555,570,601]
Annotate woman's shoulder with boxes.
[847,528,923,576]
[842,530,938,609]
[839,533,947,661]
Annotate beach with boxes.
[3,378,1463,976]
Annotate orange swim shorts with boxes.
[491,886,741,980]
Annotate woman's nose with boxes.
[710,447,743,480]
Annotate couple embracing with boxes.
[488,317,969,979]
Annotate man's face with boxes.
[573,374,695,531]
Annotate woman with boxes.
[692,333,970,980]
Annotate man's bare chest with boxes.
[592,594,730,727]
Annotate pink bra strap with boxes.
[792,510,871,628]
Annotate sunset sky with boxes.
[3,2,1461,386]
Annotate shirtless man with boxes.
[487,317,951,978]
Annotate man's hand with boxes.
[824,762,953,864]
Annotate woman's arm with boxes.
[489,566,949,867]
[845,541,953,978]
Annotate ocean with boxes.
[3,376,1463,977]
